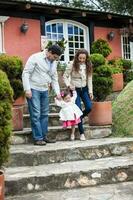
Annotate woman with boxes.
[63,49,93,140]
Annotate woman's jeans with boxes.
[26,89,49,141]
[75,86,92,134]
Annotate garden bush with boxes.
[0,54,24,100]
[112,80,133,137]
[0,70,13,168]
[91,38,112,58]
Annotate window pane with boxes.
[80,43,84,48]
[75,43,79,48]
[58,34,63,40]
[75,36,79,41]
[69,56,74,61]
[80,36,84,42]
[74,26,78,34]
[69,49,74,54]
[79,28,83,35]
[52,34,57,40]
[69,42,74,48]
[52,24,56,33]
[47,33,51,39]
[46,25,51,32]
[68,35,73,41]
[57,23,63,33]
[68,24,73,34]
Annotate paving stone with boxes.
[8,138,133,167]
[5,153,133,196]
[6,181,133,200]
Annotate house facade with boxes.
[0,0,133,63]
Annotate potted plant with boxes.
[0,54,24,131]
[0,69,13,200]
[89,53,113,125]
[108,58,124,92]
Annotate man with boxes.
[22,45,62,145]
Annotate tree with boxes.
[98,0,133,15]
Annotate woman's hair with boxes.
[61,88,72,99]
[72,49,92,75]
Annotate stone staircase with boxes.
[5,99,133,199]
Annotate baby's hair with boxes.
[61,88,72,99]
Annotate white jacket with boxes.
[55,91,83,121]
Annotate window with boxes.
[121,33,133,60]
[0,16,9,53]
[45,20,89,63]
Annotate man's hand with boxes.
[25,90,32,99]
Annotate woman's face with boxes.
[78,53,86,64]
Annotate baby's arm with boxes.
[55,98,64,107]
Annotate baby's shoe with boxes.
[70,133,75,141]
[80,134,86,141]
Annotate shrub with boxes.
[124,70,133,84]
[0,54,24,100]
[0,70,13,168]
[120,58,132,70]
[91,38,112,58]
[90,53,105,68]
[93,65,113,101]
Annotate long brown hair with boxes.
[72,49,92,75]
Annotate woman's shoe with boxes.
[80,134,86,141]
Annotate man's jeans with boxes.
[75,86,92,134]
[27,89,49,141]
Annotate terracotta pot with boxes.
[12,105,23,131]
[89,101,112,126]
[0,171,4,200]
[13,96,25,106]
[12,96,25,131]
[112,73,124,92]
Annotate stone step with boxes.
[8,138,133,167]
[5,153,133,196]
[11,125,112,145]
[6,181,133,200]
[23,103,60,114]
[23,113,62,127]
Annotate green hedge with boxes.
[0,69,13,168]
[0,54,24,100]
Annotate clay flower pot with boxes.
[12,96,25,131]
[112,73,124,92]
[89,101,112,126]
[0,171,4,200]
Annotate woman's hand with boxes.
[89,93,93,100]
[68,85,75,91]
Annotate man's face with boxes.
[47,51,59,62]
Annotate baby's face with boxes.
[64,94,71,102]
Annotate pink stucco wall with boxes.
[94,27,122,59]
[4,17,41,63]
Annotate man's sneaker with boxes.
[80,134,86,141]
[43,137,56,143]
[70,133,75,141]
